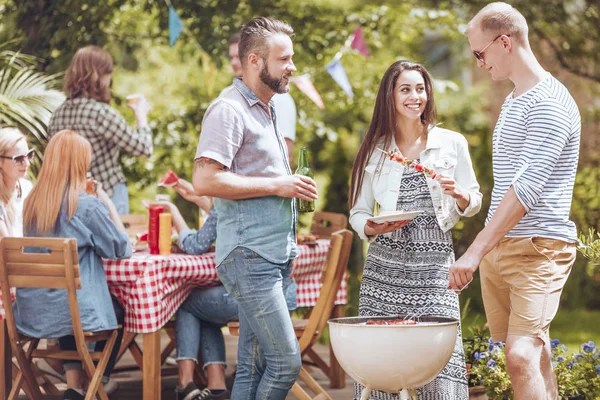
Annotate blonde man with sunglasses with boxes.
[0,127,34,238]
[449,2,581,399]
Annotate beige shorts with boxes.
[480,237,576,343]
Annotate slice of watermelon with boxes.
[158,170,179,187]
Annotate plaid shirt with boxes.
[48,98,153,197]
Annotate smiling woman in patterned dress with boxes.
[348,60,483,400]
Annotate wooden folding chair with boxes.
[310,212,348,239]
[228,229,353,399]
[0,237,120,400]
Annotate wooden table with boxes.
[1,241,347,399]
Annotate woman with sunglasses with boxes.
[17,129,131,400]
[0,127,34,238]
[48,46,153,215]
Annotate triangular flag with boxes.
[326,59,354,97]
[169,6,183,47]
[292,75,325,109]
[351,27,369,58]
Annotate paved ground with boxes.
[21,330,487,399]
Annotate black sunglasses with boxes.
[473,34,510,63]
[0,148,35,165]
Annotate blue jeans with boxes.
[176,286,238,368]
[217,247,301,400]
[111,182,130,215]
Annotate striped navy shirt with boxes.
[486,75,580,242]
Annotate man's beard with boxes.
[259,62,289,94]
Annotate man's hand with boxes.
[364,220,410,237]
[173,178,213,212]
[274,174,318,201]
[448,251,481,292]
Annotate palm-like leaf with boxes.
[0,50,65,146]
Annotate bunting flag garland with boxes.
[168,6,184,47]
[351,27,369,58]
[291,75,325,109]
[165,1,369,107]
[326,59,354,98]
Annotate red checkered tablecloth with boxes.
[0,240,347,332]
[105,239,346,333]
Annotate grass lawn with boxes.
[462,308,600,354]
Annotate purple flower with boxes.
[556,356,565,363]
[550,339,560,350]
[568,362,574,369]
[488,340,504,352]
[473,352,486,361]
[583,341,596,353]
[487,359,497,369]
[596,365,600,376]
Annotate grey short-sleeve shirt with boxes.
[195,79,297,265]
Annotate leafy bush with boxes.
[470,338,600,400]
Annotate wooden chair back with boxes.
[0,238,82,343]
[297,229,352,352]
[0,238,81,398]
[0,237,117,400]
[310,212,348,239]
[120,214,147,240]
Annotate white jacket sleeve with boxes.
[349,170,377,242]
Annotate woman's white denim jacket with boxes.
[350,126,482,242]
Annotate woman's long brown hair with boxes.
[348,60,437,210]
[64,46,113,103]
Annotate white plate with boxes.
[367,210,423,224]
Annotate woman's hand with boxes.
[142,200,187,234]
[95,183,112,207]
[364,219,410,237]
[96,183,126,231]
[436,174,470,211]
[173,179,213,213]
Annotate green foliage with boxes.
[0,45,64,175]
[577,228,600,277]
[461,323,490,386]
[470,340,513,399]
[572,165,600,232]
[470,338,600,400]
[418,0,600,83]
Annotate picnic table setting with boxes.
[0,165,350,400]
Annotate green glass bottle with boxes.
[295,146,315,212]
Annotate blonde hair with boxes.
[64,46,113,103]
[24,130,92,235]
[0,127,27,225]
[467,2,529,47]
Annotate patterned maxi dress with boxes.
[354,163,468,400]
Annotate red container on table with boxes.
[148,206,164,255]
